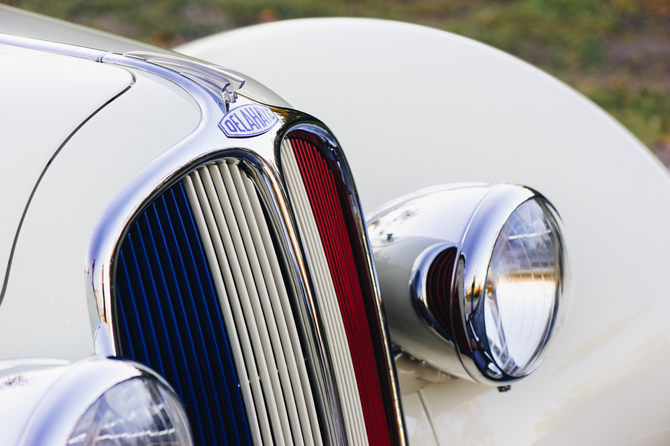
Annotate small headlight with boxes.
[368,184,569,385]
[68,377,192,445]
[19,355,193,446]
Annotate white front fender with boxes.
[177,18,670,445]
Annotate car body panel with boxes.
[0,43,133,299]
[0,68,200,362]
[177,18,670,445]
[0,360,71,445]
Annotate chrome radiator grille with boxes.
[82,52,407,446]
[115,160,322,446]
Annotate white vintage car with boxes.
[1,4,669,446]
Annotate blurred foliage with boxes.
[3,0,669,154]
[588,84,670,148]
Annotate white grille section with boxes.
[281,139,370,446]
[184,160,322,446]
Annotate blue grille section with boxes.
[115,181,252,446]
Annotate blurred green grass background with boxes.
[6,0,669,162]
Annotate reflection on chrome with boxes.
[484,199,560,377]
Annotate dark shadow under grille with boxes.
[115,181,252,446]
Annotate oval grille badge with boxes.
[219,104,279,138]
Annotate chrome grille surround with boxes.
[77,50,408,446]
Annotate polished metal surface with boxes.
[18,355,175,446]
[0,359,72,446]
[93,321,115,357]
[0,32,108,61]
[369,184,569,386]
[124,51,245,108]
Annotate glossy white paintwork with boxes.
[0,69,200,362]
[178,18,670,445]
[0,44,133,294]
[0,360,70,445]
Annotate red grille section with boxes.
[426,248,457,331]
[426,247,471,356]
[288,132,398,446]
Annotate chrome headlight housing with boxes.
[369,184,570,385]
[19,356,193,446]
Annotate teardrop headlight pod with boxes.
[368,184,570,385]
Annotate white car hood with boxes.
[0,44,133,296]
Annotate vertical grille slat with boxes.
[241,172,323,446]
[285,146,366,446]
[285,138,362,443]
[134,217,183,396]
[191,159,325,446]
[217,162,301,446]
[295,136,387,444]
[201,165,287,446]
[124,234,166,377]
[140,212,189,400]
[134,204,206,444]
[117,251,149,366]
[307,149,382,445]
[114,271,135,360]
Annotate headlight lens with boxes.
[483,198,562,377]
[68,377,192,445]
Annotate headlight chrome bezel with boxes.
[19,355,192,446]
